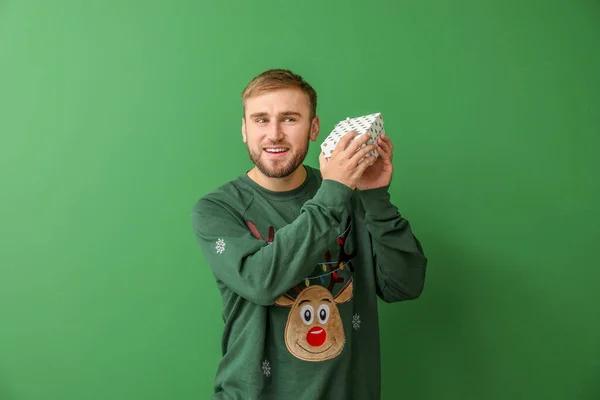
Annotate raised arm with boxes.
[359,186,427,303]
[191,180,353,306]
[192,131,380,306]
[355,132,427,302]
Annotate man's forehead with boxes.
[244,88,309,114]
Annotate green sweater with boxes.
[191,165,427,400]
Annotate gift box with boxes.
[320,112,386,163]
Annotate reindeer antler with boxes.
[336,216,356,273]
[247,221,303,296]
[247,221,263,240]
[325,216,355,292]
[268,226,274,244]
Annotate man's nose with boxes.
[265,122,284,141]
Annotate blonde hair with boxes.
[242,69,318,118]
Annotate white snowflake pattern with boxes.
[352,313,361,330]
[262,359,271,377]
[215,238,225,254]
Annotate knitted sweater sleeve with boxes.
[191,179,354,306]
[358,186,428,302]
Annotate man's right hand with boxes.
[319,131,377,190]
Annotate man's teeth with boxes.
[265,148,287,153]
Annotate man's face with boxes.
[242,87,319,179]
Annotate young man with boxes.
[191,69,427,399]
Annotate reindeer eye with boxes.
[318,304,330,324]
[300,305,314,325]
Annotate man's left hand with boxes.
[357,133,394,191]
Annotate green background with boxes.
[1,0,599,399]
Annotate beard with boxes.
[247,137,309,179]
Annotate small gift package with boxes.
[320,112,386,163]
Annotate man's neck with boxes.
[247,165,307,192]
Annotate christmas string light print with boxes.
[246,217,356,362]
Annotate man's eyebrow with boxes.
[249,112,269,118]
[280,111,302,117]
[248,111,302,118]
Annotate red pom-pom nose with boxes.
[306,326,327,347]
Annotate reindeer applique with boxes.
[247,217,355,362]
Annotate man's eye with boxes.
[256,119,267,123]
[284,118,295,122]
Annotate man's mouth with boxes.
[264,147,289,156]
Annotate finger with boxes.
[319,151,327,170]
[377,136,393,157]
[376,136,389,150]
[376,145,392,165]
[380,134,394,152]
[376,139,391,156]
[350,143,377,165]
[358,155,377,171]
[333,131,359,155]
[377,134,391,145]
[344,133,372,157]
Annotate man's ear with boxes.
[310,115,320,142]
[241,116,247,143]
